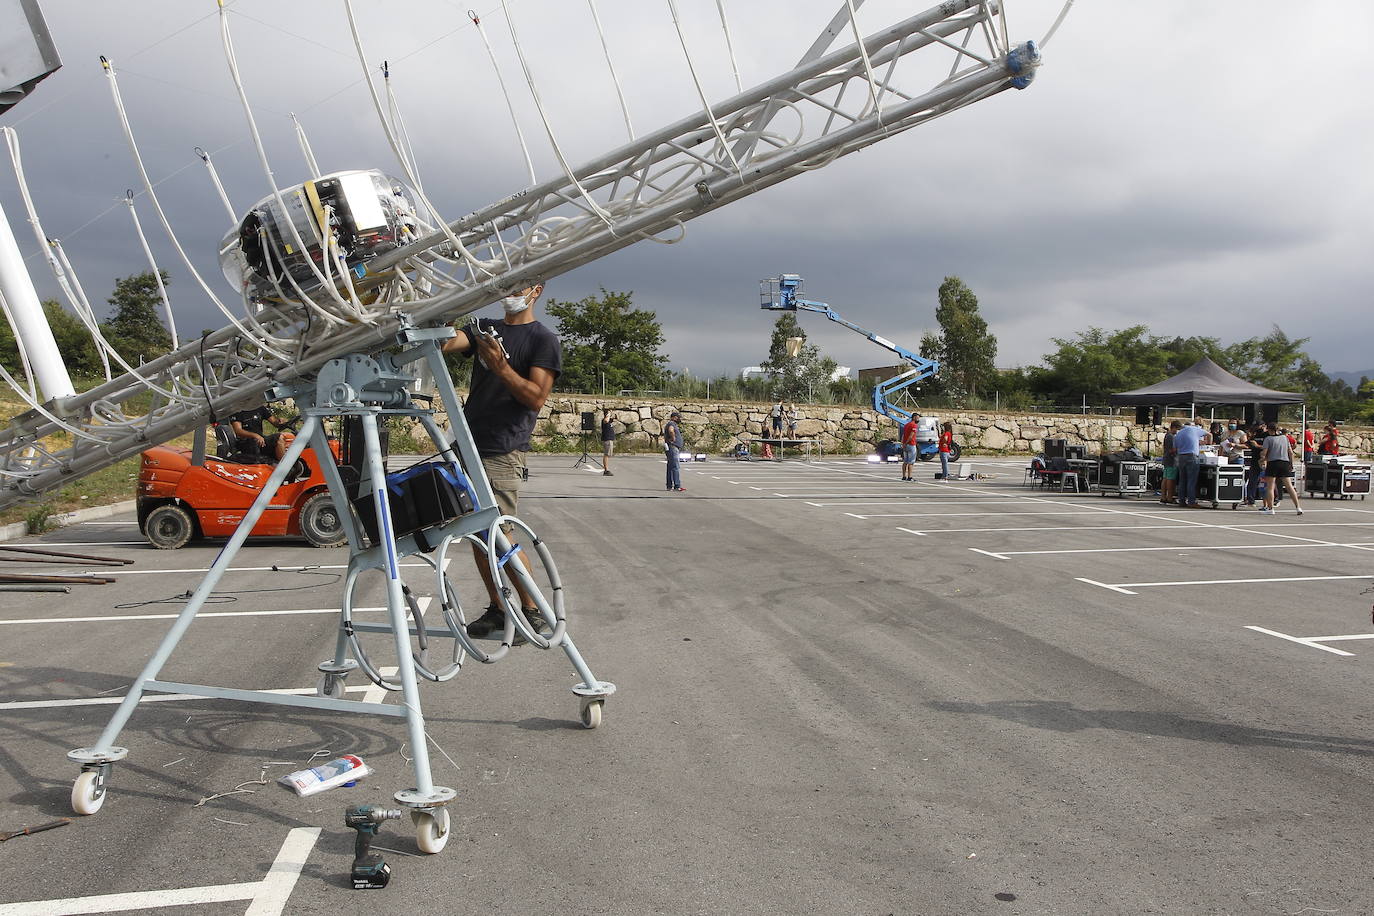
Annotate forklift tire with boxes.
[145,504,195,550]
[949,443,963,462]
[299,492,347,548]
[918,452,934,461]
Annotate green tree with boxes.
[1035,325,1173,404]
[544,289,668,393]
[759,311,836,401]
[923,276,997,399]
[0,299,102,380]
[101,271,173,365]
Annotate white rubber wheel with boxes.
[71,771,105,815]
[412,808,450,854]
[580,699,603,730]
[315,674,346,699]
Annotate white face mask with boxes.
[501,295,529,316]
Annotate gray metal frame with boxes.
[67,320,614,841]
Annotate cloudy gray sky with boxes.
[3,0,1371,386]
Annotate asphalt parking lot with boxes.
[2,453,1373,915]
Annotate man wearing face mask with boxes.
[442,283,562,641]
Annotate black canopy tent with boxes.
[1110,357,1306,458]
[1110,357,1304,410]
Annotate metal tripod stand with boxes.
[66,320,615,853]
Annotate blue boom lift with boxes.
[759,274,958,461]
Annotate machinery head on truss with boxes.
[218,168,420,308]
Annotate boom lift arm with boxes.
[760,274,937,423]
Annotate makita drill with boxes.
[345,805,403,889]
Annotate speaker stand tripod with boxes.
[572,429,595,470]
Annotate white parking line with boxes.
[0,827,319,915]
[0,607,375,626]
[988,542,1374,557]
[1082,573,1373,592]
[895,521,1374,536]
[1243,626,1367,657]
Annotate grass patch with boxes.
[0,456,142,529]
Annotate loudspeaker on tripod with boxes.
[580,412,596,431]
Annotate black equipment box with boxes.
[1099,459,1148,497]
[1197,463,1245,508]
[353,462,476,545]
[1065,444,1087,460]
[1304,461,1370,500]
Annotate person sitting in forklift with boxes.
[230,403,295,463]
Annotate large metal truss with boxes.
[0,0,1039,510]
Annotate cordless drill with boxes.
[345,805,403,889]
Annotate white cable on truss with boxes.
[498,0,617,228]
[0,288,38,401]
[99,55,295,360]
[3,126,114,380]
[123,191,180,349]
[290,114,323,180]
[585,0,636,141]
[342,2,498,282]
[216,7,364,328]
[665,0,745,181]
[193,147,238,226]
[382,64,418,184]
[1040,0,1075,48]
[468,9,538,188]
[715,0,744,94]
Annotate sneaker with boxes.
[1258,507,1274,515]
[675,486,687,491]
[1296,507,1304,516]
[603,469,614,476]
[510,609,552,646]
[466,604,503,638]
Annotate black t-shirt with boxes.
[601,419,616,442]
[462,318,562,456]
[232,406,272,437]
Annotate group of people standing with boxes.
[1160,416,1307,515]
[898,413,956,482]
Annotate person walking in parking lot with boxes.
[1260,422,1303,516]
[1172,417,1209,507]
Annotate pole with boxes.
[0,197,73,401]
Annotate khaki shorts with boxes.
[481,450,526,530]
[602,440,615,457]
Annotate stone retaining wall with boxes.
[434,397,1372,457]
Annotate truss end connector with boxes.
[1007,41,1041,90]
[694,181,715,207]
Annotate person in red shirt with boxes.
[938,421,955,481]
[1303,426,1316,462]
[1319,423,1340,456]
[900,414,920,481]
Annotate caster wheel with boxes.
[412,808,450,854]
[71,770,106,815]
[315,674,346,699]
[580,698,603,730]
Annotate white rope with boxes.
[1040,0,1076,48]
[123,191,180,349]
[343,2,498,282]
[586,0,635,140]
[0,287,38,402]
[46,240,109,377]
[714,0,744,94]
[216,8,366,327]
[290,114,322,180]
[499,0,617,228]
[99,55,293,360]
[382,63,424,200]
[665,0,744,181]
[193,147,237,225]
[468,9,537,187]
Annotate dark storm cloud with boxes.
[3,0,1371,385]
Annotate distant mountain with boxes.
[1330,369,1374,388]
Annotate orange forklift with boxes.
[136,418,351,549]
